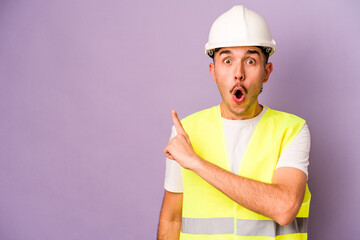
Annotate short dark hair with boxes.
[257,46,270,64]
[208,46,270,65]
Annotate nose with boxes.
[234,63,244,81]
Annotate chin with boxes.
[228,105,248,116]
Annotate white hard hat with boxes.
[205,5,276,57]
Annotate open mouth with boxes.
[232,87,245,103]
[235,89,243,99]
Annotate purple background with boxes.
[1,0,359,239]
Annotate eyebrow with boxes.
[245,49,260,56]
[218,49,260,57]
[219,50,232,57]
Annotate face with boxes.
[209,46,273,120]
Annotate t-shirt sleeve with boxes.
[164,125,184,193]
[275,124,311,178]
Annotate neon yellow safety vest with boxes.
[180,105,311,240]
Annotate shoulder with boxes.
[265,107,305,121]
[181,105,219,125]
[180,106,221,136]
[261,107,307,145]
[264,107,306,125]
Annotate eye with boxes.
[246,59,256,64]
[223,58,232,64]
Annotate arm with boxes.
[164,110,307,226]
[158,190,183,240]
[192,160,306,226]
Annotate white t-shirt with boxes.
[164,107,311,193]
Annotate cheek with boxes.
[214,78,229,95]
[216,69,233,82]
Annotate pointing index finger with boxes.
[171,110,186,135]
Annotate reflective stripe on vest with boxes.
[181,217,308,236]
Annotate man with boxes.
[158,5,311,240]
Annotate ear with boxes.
[209,63,216,83]
[263,62,273,83]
